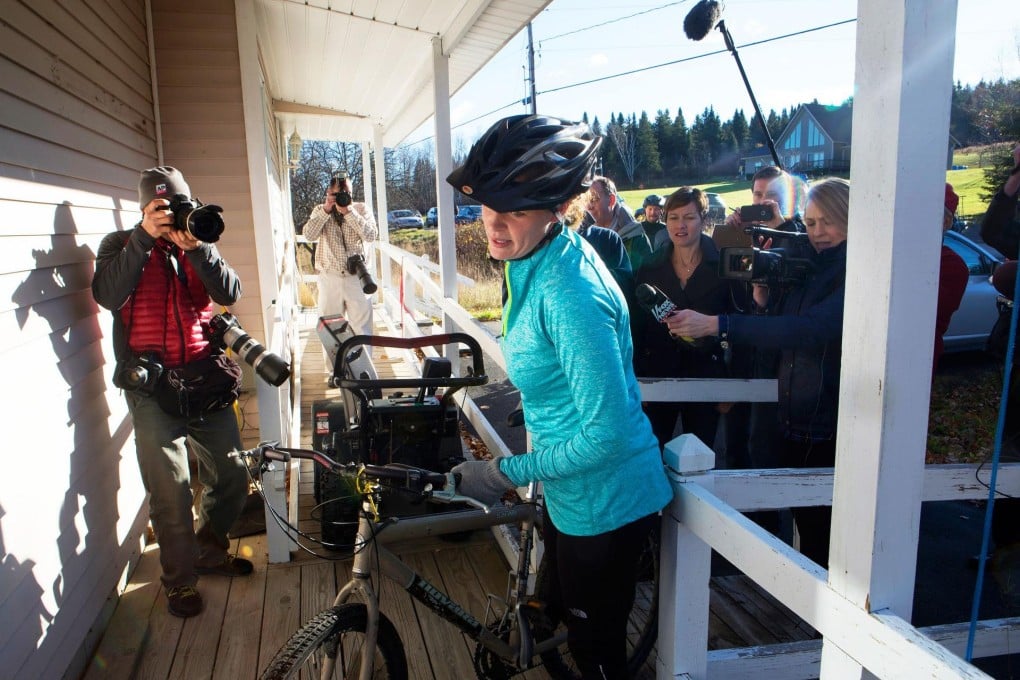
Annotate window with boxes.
[783,124,801,150]
[807,119,825,147]
[944,235,989,275]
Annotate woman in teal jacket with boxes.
[447,114,673,678]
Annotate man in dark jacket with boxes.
[980,143,1020,566]
[92,167,252,618]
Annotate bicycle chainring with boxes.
[473,618,517,680]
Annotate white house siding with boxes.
[0,0,156,677]
[151,0,273,437]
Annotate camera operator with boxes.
[714,167,809,475]
[91,166,251,619]
[671,178,850,568]
[302,172,378,351]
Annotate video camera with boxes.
[719,223,814,286]
[208,312,291,386]
[168,194,225,243]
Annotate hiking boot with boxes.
[166,585,203,618]
[195,554,254,577]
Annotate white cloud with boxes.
[589,53,609,67]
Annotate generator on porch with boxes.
[312,314,488,549]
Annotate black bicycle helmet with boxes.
[643,193,665,208]
[446,114,602,213]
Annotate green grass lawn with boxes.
[619,147,997,221]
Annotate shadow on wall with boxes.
[6,201,130,675]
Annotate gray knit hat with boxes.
[138,166,191,209]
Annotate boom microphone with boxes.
[683,0,723,41]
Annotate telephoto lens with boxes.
[346,254,378,294]
[209,313,291,386]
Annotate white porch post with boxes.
[432,37,457,308]
[361,141,374,214]
[658,435,715,680]
[374,124,391,294]
[823,0,958,677]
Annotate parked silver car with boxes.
[387,209,424,230]
[943,230,1003,353]
[706,192,727,224]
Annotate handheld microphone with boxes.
[683,0,723,41]
[635,284,695,344]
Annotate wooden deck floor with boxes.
[82,313,815,679]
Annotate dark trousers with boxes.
[543,513,657,679]
[779,436,837,568]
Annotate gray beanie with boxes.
[138,166,191,209]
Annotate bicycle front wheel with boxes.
[260,603,408,680]
[535,526,659,679]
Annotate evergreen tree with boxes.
[674,108,690,173]
[636,111,662,181]
[729,109,749,155]
[654,109,676,176]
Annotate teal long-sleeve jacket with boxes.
[497,227,673,536]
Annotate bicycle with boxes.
[242,443,659,680]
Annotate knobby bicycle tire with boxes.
[260,603,408,680]
[534,527,659,680]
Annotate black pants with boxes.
[543,513,657,679]
[993,364,1020,548]
[779,436,837,568]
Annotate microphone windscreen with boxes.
[683,0,723,41]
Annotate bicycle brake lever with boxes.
[428,473,493,512]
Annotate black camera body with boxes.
[719,224,814,286]
[114,352,164,396]
[168,193,225,243]
[330,190,353,208]
[208,313,291,387]
[740,204,775,223]
[347,254,378,294]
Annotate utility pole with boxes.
[525,22,537,114]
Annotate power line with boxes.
[399,17,856,148]
[540,1,691,44]
[540,18,857,96]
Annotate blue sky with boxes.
[405,0,1019,149]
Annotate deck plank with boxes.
[82,543,161,679]
[403,551,480,678]
[212,534,268,680]
[134,584,185,679]
[256,560,302,674]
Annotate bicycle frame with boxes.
[333,490,563,679]
[249,444,581,679]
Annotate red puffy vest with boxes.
[119,240,216,368]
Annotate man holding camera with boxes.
[92,166,252,619]
[303,172,378,352]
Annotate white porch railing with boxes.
[361,240,1018,679]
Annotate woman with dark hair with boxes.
[446,114,672,678]
[634,187,743,450]
[671,177,850,568]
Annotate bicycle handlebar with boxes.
[239,443,493,511]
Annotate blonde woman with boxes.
[672,177,850,568]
